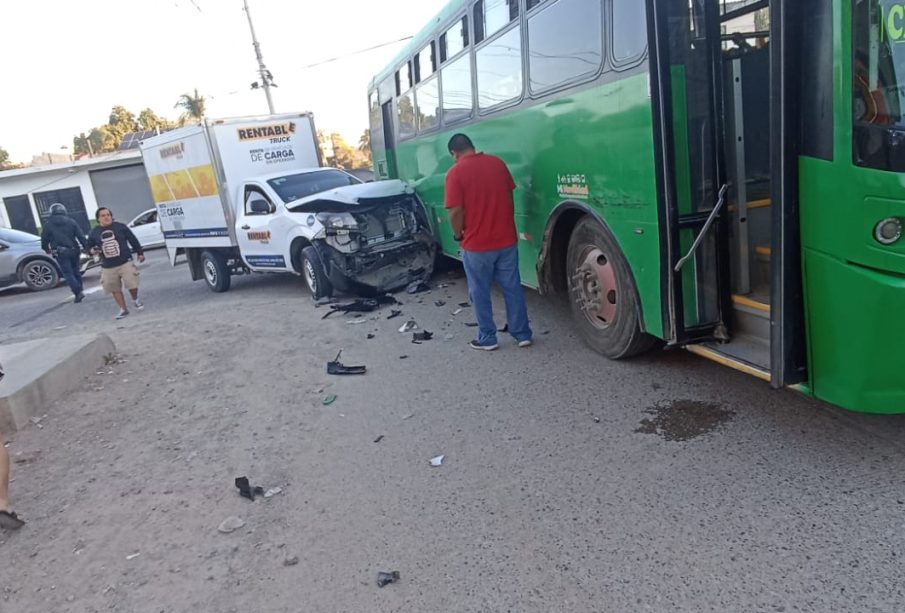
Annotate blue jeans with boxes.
[462,245,532,345]
[56,247,83,296]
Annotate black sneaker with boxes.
[74,292,85,303]
[468,339,499,351]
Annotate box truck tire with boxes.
[201,250,231,293]
[301,246,332,300]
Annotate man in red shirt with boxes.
[444,134,532,351]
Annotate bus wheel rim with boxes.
[575,247,617,328]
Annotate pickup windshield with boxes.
[853,0,905,171]
[268,170,361,203]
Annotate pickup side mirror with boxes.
[250,199,273,215]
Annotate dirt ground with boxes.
[3,257,905,613]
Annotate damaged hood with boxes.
[287,179,413,213]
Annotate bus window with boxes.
[416,76,440,132]
[853,0,905,171]
[442,52,474,123]
[397,92,416,140]
[474,0,519,44]
[526,0,545,9]
[416,42,436,82]
[440,17,468,63]
[396,61,412,95]
[527,0,602,94]
[612,0,647,63]
[477,27,522,110]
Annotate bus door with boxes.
[369,78,398,180]
[649,0,732,349]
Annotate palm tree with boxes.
[358,129,371,153]
[174,89,206,125]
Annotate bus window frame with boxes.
[524,0,607,98]
[475,20,525,115]
[440,44,476,127]
[415,73,442,135]
[415,41,437,83]
[440,15,469,63]
[609,0,648,70]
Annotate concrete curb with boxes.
[0,333,116,433]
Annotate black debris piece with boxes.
[387,309,403,320]
[406,280,430,294]
[541,330,550,335]
[499,324,509,333]
[235,476,265,501]
[465,322,478,327]
[412,330,433,343]
[321,295,399,319]
[434,300,446,307]
[457,301,470,308]
[366,333,375,339]
[373,435,384,443]
[326,350,367,375]
[399,355,408,360]
[377,571,401,588]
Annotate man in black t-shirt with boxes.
[87,207,145,319]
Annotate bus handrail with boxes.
[674,183,729,273]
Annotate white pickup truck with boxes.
[139,113,434,297]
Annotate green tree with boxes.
[106,105,140,144]
[137,108,173,132]
[0,146,9,170]
[358,129,370,153]
[174,89,206,125]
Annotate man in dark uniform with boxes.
[41,202,88,302]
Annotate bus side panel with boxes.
[394,72,665,339]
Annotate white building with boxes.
[0,150,155,234]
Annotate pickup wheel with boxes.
[301,246,333,299]
[21,259,60,291]
[201,250,231,293]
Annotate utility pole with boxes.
[243,0,275,114]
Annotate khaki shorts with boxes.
[101,261,140,293]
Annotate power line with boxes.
[300,36,413,70]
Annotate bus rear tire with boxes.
[201,250,231,293]
[301,246,333,300]
[566,217,655,359]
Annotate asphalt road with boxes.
[2,249,905,612]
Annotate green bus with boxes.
[367,0,905,414]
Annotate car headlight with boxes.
[315,212,358,230]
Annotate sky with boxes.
[0,0,450,163]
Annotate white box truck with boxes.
[138,113,434,296]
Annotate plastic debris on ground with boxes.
[387,309,403,320]
[323,394,337,405]
[457,302,470,308]
[235,476,265,501]
[125,552,141,561]
[412,330,433,343]
[402,413,415,420]
[366,333,375,339]
[398,320,418,333]
[321,295,399,319]
[377,570,401,588]
[406,279,430,294]
[399,355,408,360]
[263,486,283,498]
[434,300,446,307]
[327,349,366,375]
[373,435,385,443]
[430,455,444,467]
[465,322,478,327]
[443,333,455,341]
[283,556,300,567]
[347,318,367,325]
[218,516,245,533]
[452,308,463,315]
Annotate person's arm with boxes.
[444,171,465,241]
[123,225,145,262]
[41,227,51,253]
[86,228,100,254]
[70,220,88,251]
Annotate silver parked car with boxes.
[0,227,66,291]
